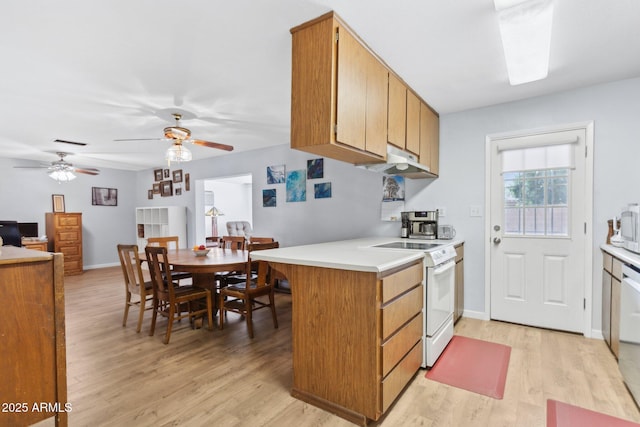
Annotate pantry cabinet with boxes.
[290,11,439,175]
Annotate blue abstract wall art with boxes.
[314,182,332,199]
[286,170,306,202]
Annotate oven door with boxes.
[425,259,455,336]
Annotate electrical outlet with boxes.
[470,205,482,217]
[437,207,446,217]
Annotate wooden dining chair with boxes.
[117,244,153,333]
[146,235,192,285]
[218,236,246,250]
[219,242,280,338]
[145,246,214,344]
[249,237,275,243]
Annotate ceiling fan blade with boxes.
[192,139,234,152]
[114,138,165,142]
[54,139,88,146]
[74,168,100,176]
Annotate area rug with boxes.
[547,399,640,427]
[425,335,511,399]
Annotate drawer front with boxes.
[57,230,81,242]
[381,261,423,303]
[381,340,422,412]
[603,251,613,273]
[58,244,81,257]
[381,285,422,339]
[56,215,80,227]
[612,257,623,280]
[381,312,422,377]
[64,258,83,273]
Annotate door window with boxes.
[503,168,569,236]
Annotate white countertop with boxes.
[251,236,463,273]
[601,244,640,268]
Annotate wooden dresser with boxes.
[0,246,68,426]
[46,212,83,275]
[21,237,48,251]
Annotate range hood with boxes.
[357,145,436,179]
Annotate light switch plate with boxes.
[470,205,482,217]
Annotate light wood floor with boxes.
[35,266,640,427]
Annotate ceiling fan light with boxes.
[48,168,76,182]
[165,144,192,163]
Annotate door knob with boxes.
[493,237,501,244]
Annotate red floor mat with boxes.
[547,399,640,427]
[425,335,511,399]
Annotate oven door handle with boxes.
[433,259,455,276]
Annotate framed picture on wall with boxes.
[92,187,118,206]
[160,180,173,197]
[173,169,183,183]
[185,173,190,191]
[154,168,163,181]
[152,183,160,194]
[52,194,65,212]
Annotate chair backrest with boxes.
[249,237,275,243]
[147,236,180,250]
[226,221,252,237]
[117,244,148,297]
[145,246,176,301]
[246,241,280,289]
[0,221,22,247]
[219,236,246,250]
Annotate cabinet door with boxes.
[455,260,464,322]
[602,269,612,346]
[336,26,366,150]
[419,103,439,174]
[406,91,420,155]
[611,276,621,358]
[387,74,406,149]
[364,53,388,157]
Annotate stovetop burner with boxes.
[373,241,441,251]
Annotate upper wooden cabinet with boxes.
[290,12,387,164]
[420,102,439,176]
[290,11,439,175]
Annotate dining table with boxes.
[141,247,249,291]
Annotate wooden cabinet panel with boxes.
[603,252,613,273]
[406,90,420,155]
[336,26,366,151]
[387,74,406,149]
[0,248,67,427]
[603,269,612,346]
[612,257,623,280]
[364,53,388,158]
[279,258,423,425]
[420,102,439,175]
[611,276,621,358]
[454,243,464,323]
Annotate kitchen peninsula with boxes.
[252,238,426,425]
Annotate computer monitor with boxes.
[18,222,39,238]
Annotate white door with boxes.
[489,126,590,333]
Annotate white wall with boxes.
[0,157,137,268]
[135,143,399,247]
[406,76,640,331]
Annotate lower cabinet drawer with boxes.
[58,244,81,257]
[381,285,422,339]
[381,340,422,412]
[381,312,422,377]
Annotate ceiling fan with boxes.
[14,152,99,182]
[115,113,234,160]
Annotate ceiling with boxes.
[3,0,640,172]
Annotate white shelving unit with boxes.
[136,206,187,248]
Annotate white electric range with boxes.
[371,240,457,368]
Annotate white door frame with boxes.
[484,121,594,337]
